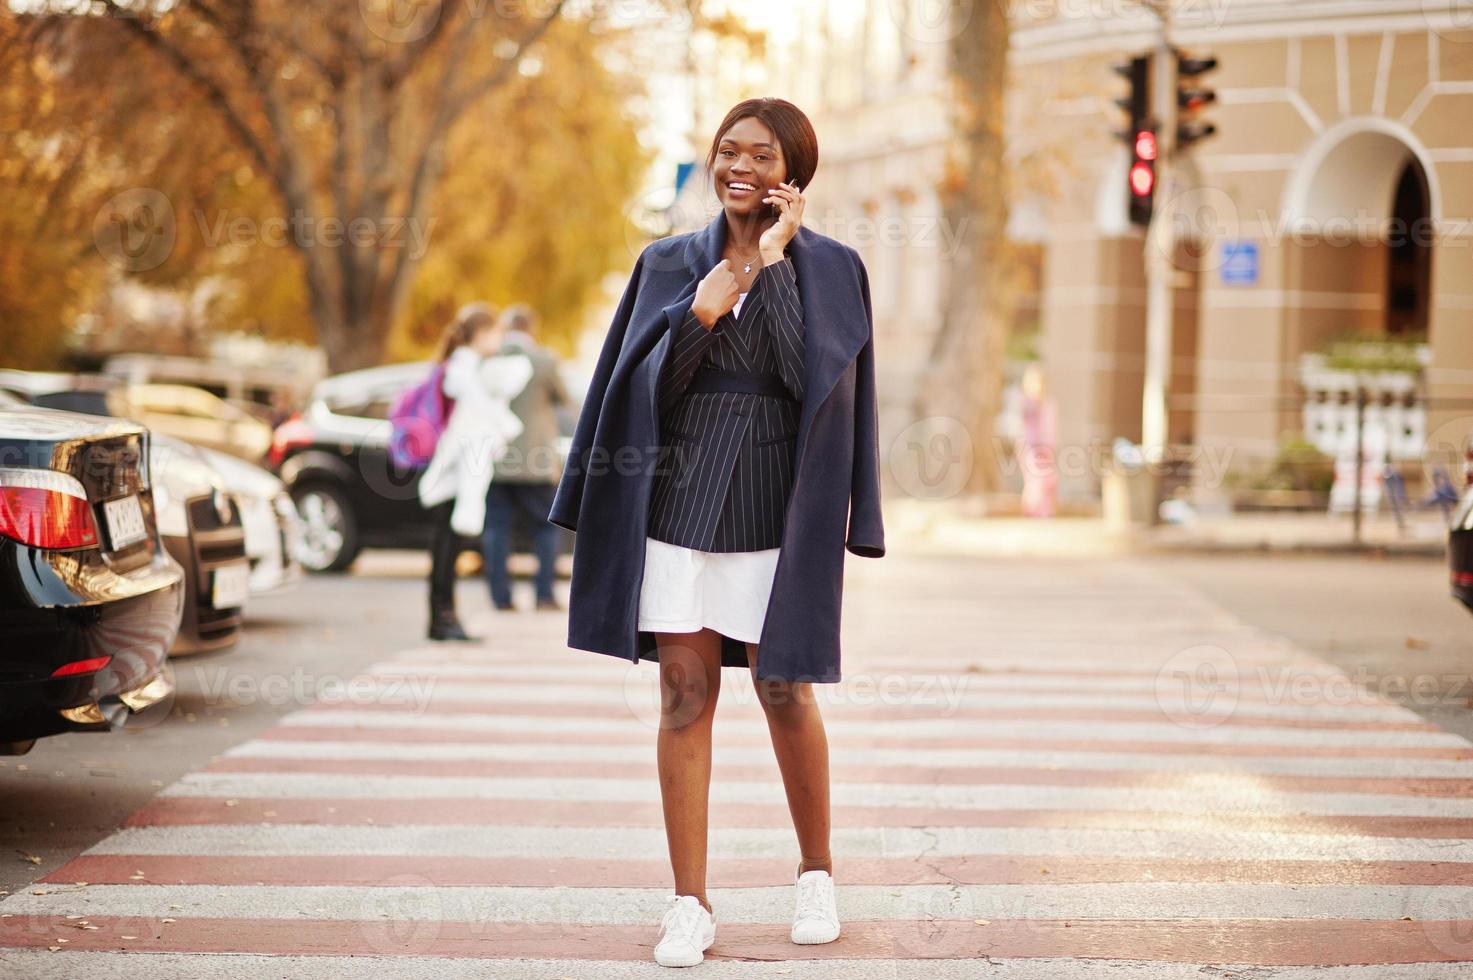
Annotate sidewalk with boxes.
[2,548,1470,974]
[893,498,1451,559]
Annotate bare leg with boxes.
[656,628,723,916]
[746,642,832,880]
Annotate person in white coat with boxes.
[420,304,535,542]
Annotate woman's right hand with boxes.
[691,259,739,329]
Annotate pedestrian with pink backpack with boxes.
[392,303,531,642]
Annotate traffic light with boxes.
[1176,52,1219,149]
[1114,55,1154,228]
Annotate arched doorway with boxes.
[1282,119,1439,349]
[1386,159,1432,337]
[1281,120,1439,503]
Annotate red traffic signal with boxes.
[1130,160,1155,197]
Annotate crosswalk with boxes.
[2,554,1471,976]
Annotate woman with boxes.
[549,97,885,968]
[419,303,533,641]
[1019,362,1059,518]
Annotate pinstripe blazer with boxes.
[646,256,805,552]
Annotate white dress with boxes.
[636,292,782,645]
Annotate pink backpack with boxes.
[388,363,453,469]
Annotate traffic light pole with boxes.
[1140,11,1177,520]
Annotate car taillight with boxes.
[52,655,112,677]
[0,468,100,550]
[270,414,314,468]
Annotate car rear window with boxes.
[31,391,113,416]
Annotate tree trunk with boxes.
[922,0,1013,497]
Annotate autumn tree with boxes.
[12,0,660,372]
[922,0,1014,495]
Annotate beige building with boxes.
[748,0,1473,505]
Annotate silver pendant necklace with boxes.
[734,248,761,275]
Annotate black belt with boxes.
[685,366,795,400]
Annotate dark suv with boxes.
[271,363,575,572]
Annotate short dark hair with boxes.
[500,303,539,336]
[705,97,818,191]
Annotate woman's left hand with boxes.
[759,181,805,261]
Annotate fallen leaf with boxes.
[974,919,991,925]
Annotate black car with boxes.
[271,363,575,572]
[0,374,252,652]
[150,435,252,654]
[1452,443,1473,615]
[0,404,185,755]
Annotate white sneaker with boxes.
[654,894,716,967]
[791,869,841,944]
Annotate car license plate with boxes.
[104,495,148,549]
[211,562,252,609]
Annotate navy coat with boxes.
[548,209,886,683]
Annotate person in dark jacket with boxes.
[481,304,570,612]
[549,97,886,967]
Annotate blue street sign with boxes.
[1221,241,1259,286]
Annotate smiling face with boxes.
[713,116,788,219]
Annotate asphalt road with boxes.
[1159,552,1473,739]
[0,554,519,898]
[1,546,1471,975]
